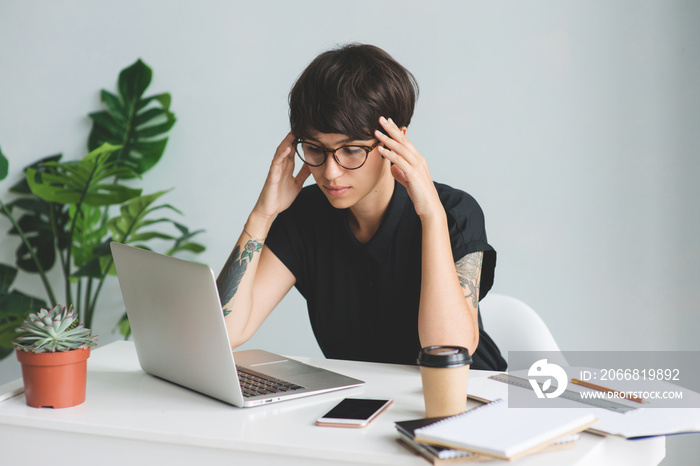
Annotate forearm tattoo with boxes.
[217,240,263,316]
[455,251,483,309]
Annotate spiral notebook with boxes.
[396,415,581,464]
[395,416,484,463]
[414,399,597,461]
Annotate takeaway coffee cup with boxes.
[417,346,472,418]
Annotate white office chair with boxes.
[479,293,566,365]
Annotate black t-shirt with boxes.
[266,181,507,371]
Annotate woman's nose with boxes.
[323,154,344,180]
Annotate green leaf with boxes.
[128,231,175,242]
[116,311,131,339]
[0,348,12,359]
[136,119,176,139]
[0,316,25,350]
[8,154,63,196]
[71,257,104,279]
[0,290,46,318]
[0,263,18,293]
[70,204,107,268]
[125,138,169,174]
[100,90,126,118]
[11,210,60,273]
[137,92,171,111]
[6,185,69,273]
[169,241,206,255]
[5,190,71,269]
[88,59,175,178]
[26,143,141,207]
[118,59,152,105]
[88,111,125,139]
[72,240,114,278]
[166,222,206,256]
[6,197,50,217]
[134,107,166,126]
[0,279,48,350]
[106,191,205,263]
[107,190,170,242]
[87,122,120,153]
[0,146,8,181]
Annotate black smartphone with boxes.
[316,398,393,428]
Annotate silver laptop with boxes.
[110,242,363,407]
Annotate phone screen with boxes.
[316,398,392,427]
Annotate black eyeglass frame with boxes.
[293,139,381,170]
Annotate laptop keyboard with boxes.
[236,366,305,398]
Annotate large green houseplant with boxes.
[0,59,205,360]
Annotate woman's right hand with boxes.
[251,132,311,224]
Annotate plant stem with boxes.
[76,278,82,321]
[84,278,94,328]
[120,96,137,166]
[87,279,101,329]
[48,205,70,307]
[49,205,68,275]
[88,205,138,329]
[64,155,102,312]
[0,200,58,306]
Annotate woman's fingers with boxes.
[375,133,414,175]
[272,132,296,164]
[390,163,408,186]
[268,146,293,181]
[378,116,418,153]
[375,116,442,215]
[294,162,311,186]
[377,144,406,169]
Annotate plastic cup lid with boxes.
[417,346,472,368]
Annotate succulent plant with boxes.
[13,305,98,353]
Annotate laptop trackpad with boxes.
[258,360,323,378]
[235,349,324,378]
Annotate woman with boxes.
[217,43,506,371]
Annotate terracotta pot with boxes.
[16,347,90,408]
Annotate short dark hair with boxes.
[289,43,419,141]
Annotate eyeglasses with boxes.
[294,140,380,170]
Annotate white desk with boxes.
[0,341,664,465]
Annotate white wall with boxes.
[1,1,698,463]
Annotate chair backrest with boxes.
[479,293,565,365]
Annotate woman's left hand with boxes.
[375,116,443,220]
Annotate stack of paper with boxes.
[403,399,595,462]
[468,372,700,438]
